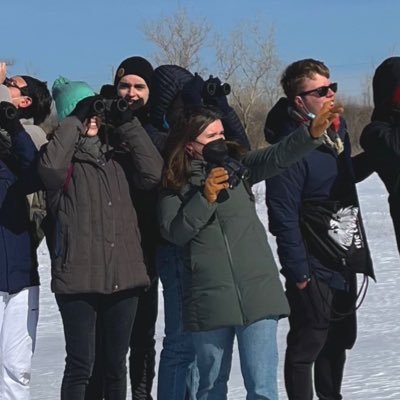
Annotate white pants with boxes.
[0,287,39,400]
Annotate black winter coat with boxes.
[361,121,400,252]
[265,99,374,290]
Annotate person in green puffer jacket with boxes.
[159,104,343,400]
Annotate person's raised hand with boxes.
[70,95,103,123]
[0,63,7,85]
[181,73,204,106]
[309,101,344,138]
[203,167,229,203]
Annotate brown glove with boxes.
[203,167,229,203]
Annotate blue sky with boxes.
[2,0,399,100]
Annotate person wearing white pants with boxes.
[0,85,44,398]
[0,287,39,399]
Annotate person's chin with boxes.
[86,129,98,137]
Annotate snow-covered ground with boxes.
[31,174,400,399]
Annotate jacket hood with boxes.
[372,57,400,122]
[149,65,194,129]
[263,97,293,144]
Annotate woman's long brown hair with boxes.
[162,106,222,191]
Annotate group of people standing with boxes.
[0,53,400,400]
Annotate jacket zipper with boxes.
[216,214,247,325]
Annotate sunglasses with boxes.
[298,82,338,98]
[4,77,28,96]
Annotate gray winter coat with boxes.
[39,116,163,294]
[159,125,323,331]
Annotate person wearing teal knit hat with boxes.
[38,72,164,400]
[52,76,96,121]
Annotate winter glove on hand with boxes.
[0,101,23,134]
[202,76,230,113]
[181,73,204,106]
[70,95,103,123]
[203,167,229,203]
[112,107,135,127]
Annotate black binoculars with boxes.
[91,97,129,116]
[1,103,18,120]
[203,145,248,189]
[203,76,231,98]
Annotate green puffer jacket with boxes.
[159,125,323,331]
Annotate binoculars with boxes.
[91,97,129,116]
[1,103,18,120]
[203,75,231,97]
[202,145,248,189]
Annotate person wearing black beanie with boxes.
[85,56,164,400]
[114,56,154,88]
[113,56,154,120]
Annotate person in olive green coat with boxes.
[158,104,343,400]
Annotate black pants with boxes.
[129,279,158,400]
[56,290,139,400]
[85,281,158,400]
[284,276,357,400]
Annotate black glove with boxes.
[0,102,23,134]
[70,95,103,123]
[202,76,230,113]
[181,73,204,106]
[111,107,134,127]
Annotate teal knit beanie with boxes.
[52,76,95,121]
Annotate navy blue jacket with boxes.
[265,99,372,290]
[0,129,41,293]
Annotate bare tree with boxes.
[142,12,281,148]
[361,73,373,108]
[340,98,372,154]
[214,23,282,147]
[142,8,209,72]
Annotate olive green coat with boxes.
[159,125,323,331]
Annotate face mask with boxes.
[202,138,229,165]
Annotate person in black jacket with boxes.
[264,59,374,400]
[39,76,163,400]
[114,56,164,400]
[86,56,167,400]
[0,100,42,400]
[360,56,400,253]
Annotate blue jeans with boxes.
[192,318,279,400]
[156,244,198,400]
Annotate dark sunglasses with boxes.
[4,77,28,95]
[298,82,338,98]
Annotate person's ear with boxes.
[18,96,32,109]
[294,95,303,109]
[185,142,194,156]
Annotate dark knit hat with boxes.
[114,56,154,88]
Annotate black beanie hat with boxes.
[114,56,154,88]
